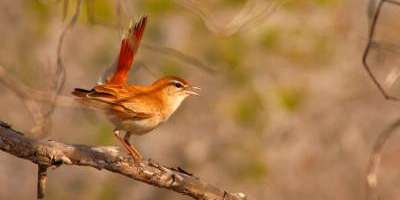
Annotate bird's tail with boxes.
[106,16,147,85]
[72,88,91,97]
[72,88,115,111]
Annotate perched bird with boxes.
[72,16,199,162]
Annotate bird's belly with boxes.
[111,116,163,136]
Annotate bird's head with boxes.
[151,76,199,116]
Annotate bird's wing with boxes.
[72,85,153,120]
[100,16,147,85]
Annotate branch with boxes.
[0,121,246,200]
[365,118,400,200]
[175,0,285,37]
[362,0,400,101]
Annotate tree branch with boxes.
[365,118,400,200]
[362,0,400,101]
[0,121,246,200]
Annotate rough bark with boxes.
[0,121,246,200]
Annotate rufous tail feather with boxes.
[107,16,147,85]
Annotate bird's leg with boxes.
[113,129,142,163]
[123,132,143,161]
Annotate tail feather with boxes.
[72,88,114,111]
[107,16,147,85]
[72,88,92,97]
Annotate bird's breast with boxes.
[110,114,165,136]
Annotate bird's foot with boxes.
[113,130,143,164]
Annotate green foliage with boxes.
[216,36,253,86]
[86,0,115,23]
[259,25,334,66]
[95,123,113,145]
[142,0,175,15]
[218,36,245,68]
[224,0,247,6]
[26,1,51,37]
[232,92,264,126]
[97,180,120,200]
[276,87,305,111]
[281,0,341,9]
[313,0,342,7]
[28,1,50,22]
[160,62,184,77]
[239,159,268,181]
[260,27,280,50]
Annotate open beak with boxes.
[185,86,200,96]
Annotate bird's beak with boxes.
[185,86,200,96]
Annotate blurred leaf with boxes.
[281,0,341,9]
[238,159,268,181]
[260,27,280,50]
[26,1,51,36]
[28,1,50,21]
[224,0,247,6]
[227,65,251,86]
[97,180,120,200]
[160,62,184,76]
[142,0,174,15]
[86,0,115,24]
[95,123,113,145]
[218,36,245,68]
[276,87,305,111]
[232,92,264,126]
[313,0,341,7]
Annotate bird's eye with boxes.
[174,82,184,88]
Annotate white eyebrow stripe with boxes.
[171,80,185,86]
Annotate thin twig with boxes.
[365,118,400,200]
[176,0,284,37]
[362,0,400,101]
[0,0,82,137]
[0,66,49,136]
[52,0,82,107]
[32,0,82,137]
[0,122,247,200]
[142,43,217,73]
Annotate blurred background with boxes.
[1,0,400,199]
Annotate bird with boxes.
[72,16,199,163]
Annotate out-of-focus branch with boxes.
[0,121,246,200]
[0,67,76,107]
[0,66,51,136]
[363,0,400,101]
[365,118,400,200]
[0,0,82,137]
[176,0,284,37]
[49,0,82,114]
[142,43,216,73]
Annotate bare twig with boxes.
[365,118,400,200]
[363,0,400,101]
[51,0,82,110]
[0,66,50,136]
[19,0,81,137]
[142,43,217,73]
[0,121,246,200]
[0,67,77,107]
[0,0,82,137]
[176,0,284,37]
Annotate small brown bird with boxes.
[72,16,199,162]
